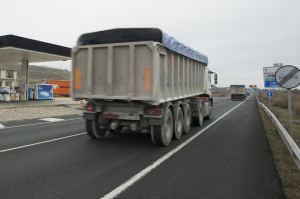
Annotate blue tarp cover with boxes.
[162,32,208,64]
[78,28,208,64]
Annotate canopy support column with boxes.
[20,60,29,101]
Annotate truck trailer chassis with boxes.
[83,96,212,146]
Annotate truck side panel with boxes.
[72,42,207,104]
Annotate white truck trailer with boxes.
[72,28,217,146]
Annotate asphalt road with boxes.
[0,95,284,199]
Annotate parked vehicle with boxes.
[0,87,16,94]
[72,28,217,146]
[47,80,70,97]
[230,85,247,101]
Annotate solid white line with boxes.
[100,99,248,199]
[40,118,65,122]
[0,132,86,153]
[1,118,82,130]
[0,124,5,129]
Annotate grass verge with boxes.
[259,108,300,199]
[258,91,300,145]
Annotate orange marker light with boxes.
[144,66,152,92]
[74,68,81,90]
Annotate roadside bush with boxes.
[272,95,288,109]
[294,101,300,115]
[293,95,300,116]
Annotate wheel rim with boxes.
[165,115,173,141]
[183,104,191,134]
[186,107,191,127]
[199,107,203,125]
[167,117,172,139]
[177,111,183,133]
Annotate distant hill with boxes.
[0,65,70,84]
[26,65,70,83]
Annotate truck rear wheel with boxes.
[151,108,173,146]
[86,120,96,139]
[192,104,204,127]
[85,113,109,139]
[173,106,183,140]
[183,103,191,134]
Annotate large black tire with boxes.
[192,104,204,127]
[182,103,191,134]
[86,120,97,139]
[151,108,174,146]
[173,106,184,140]
[85,113,109,139]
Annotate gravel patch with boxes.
[0,106,83,122]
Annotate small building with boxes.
[0,66,17,88]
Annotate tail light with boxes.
[85,101,95,112]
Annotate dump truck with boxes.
[72,28,217,146]
[230,85,247,101]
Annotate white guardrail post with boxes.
[256,96,300,170]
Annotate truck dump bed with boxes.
[72,28,208,105]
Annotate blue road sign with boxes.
[267,91,272,97]
[264,81,279,88]
[264,67,280,88]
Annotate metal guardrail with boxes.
[257,98,300,170]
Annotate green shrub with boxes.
[272,96,288,109]
[293,95,300,116]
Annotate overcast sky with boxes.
[1,0,300,87]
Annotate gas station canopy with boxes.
[0,34,71,101]
[0,34,71,64]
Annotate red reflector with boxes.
[86,106,94,112]
[85,102,95,112]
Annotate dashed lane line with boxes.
[0,118,82,130]
[0,124,5,129]
[40,118,65,122]
[0,132,86,153]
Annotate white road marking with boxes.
[40,118,65,122]
[1,118,82,130]
[0,124,5,129]
[0,132,86,153]
[100,99,248,199]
